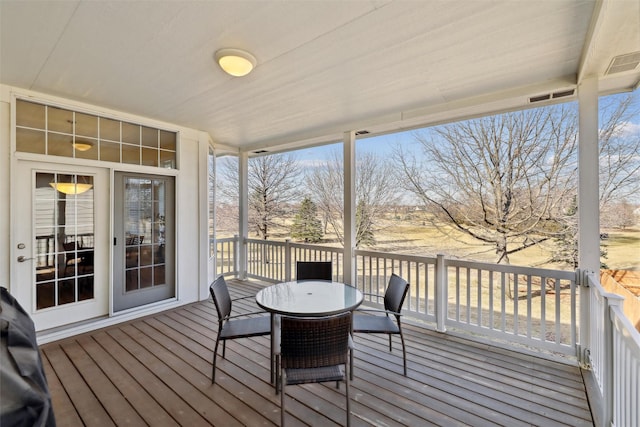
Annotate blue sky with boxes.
[295,91,640,165]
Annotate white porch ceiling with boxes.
[1,0,639,154]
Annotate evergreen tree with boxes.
[291,197,323,242]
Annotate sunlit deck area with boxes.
[40,279,593,426]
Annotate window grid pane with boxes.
[16,99,177,169]
[35,172,95,310]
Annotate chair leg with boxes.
[275,354,281,395]
[388,334,393,352]
[350,347,354,380]
[399,329,407,376]
[345,364,351,427]
[212,337,221,384]
[281,369,286,426]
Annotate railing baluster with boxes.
[227,239,590,357]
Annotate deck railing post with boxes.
[435,254,447,332]
[285,239,292,282]
[602,294,624,427]
[234,234,245,280]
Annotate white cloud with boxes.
[612,121,640,138]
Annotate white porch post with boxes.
[238,151,249,280]
[578,76,599,365]
[343,131,356,285]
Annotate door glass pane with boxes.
[124,177,168,293]
[34,172,95,310]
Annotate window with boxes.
[16,99,177,168]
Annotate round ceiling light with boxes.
[215,48,257,77]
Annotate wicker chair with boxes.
[277,312,352,427]
[295,261,332,281]
[352,273,410,376]
[210,275,271,383]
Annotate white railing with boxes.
[215,236,238,277]
[587,272,640,427]
[355,251,578,355]
[444,258,578,354]
[223,237,578,356]
[355,249,438,322]
[244,238,343,282]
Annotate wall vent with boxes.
[606,52,640,75]
[529,94,551,103]
[552,89,575,99]
[529,89,575,104]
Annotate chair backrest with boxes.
[384,274,410,314]
[296,261,332,281]
[63,241,77,252]
[280,312,351,369]
[210,275,232,322]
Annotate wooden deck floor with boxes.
[40,279,593,426]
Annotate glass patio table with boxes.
[255,280,363,383]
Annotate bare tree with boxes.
[394,105,578,264]
[394,93,640,266]
[598,94,640,206]
[219,153,301,239]
[307,150,401,247]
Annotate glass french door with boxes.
[113,172,174,312]
[12,161,109,331]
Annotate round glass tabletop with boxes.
[256,280,363,316]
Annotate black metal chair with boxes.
[277,312,352,427]
[209,275,271,383]
[352,273,410,376]
[295,261,332,281]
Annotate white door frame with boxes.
[11,160,110,331]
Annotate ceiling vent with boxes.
[529,89,575,104]
[552,89,575,99]
[355,130,370,135]
[529,94,551,103]
[606,52,640,75]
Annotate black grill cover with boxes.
[1,287,56,427]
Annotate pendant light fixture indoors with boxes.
[72,139,93,151]
[215,48,257,77]
[50,175,93,195]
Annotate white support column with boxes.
[238,151,249,280]
[343,131,356,285]
[578,76,599,364]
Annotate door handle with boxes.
[17,256,34,262]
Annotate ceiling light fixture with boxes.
[215,48,256,77]
[49,182,93,195]
[72,140,93,151]
[49,176,93,195]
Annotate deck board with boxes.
[40,279,593,426]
